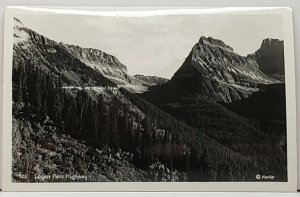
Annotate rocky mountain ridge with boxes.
[164,36,282,103]
[13,18,168,93]
[13,18,115,88]
[62,44,143,86]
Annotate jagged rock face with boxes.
[63,44,128,72]
[168,36,279,103]
[63,44,143,87]
[133,75,169,86]
[251,39,284,80]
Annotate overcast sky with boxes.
[16,13,283,78]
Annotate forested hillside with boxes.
[12,62,189,182]
[13,56,284,181]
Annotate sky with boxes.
[16,12,283,78]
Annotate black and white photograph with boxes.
[2,7,297,191]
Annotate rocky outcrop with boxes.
[63,44,128,71]
[62,44,142,86]
[249,39,284,81]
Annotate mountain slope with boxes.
[124,88,286,181]
[226,83,286,121]
[13,18,115,88]
[13,18,151,93]
[12,117,149,182]
[133,75,169,86]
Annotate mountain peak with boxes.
[171,36,279,103]
[260,38,283,51]
[198,36,233,51]
[262,38,282,45]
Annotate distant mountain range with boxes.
[14,17,284,101]
[12,17,287,182]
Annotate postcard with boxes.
[2,7,297,191]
